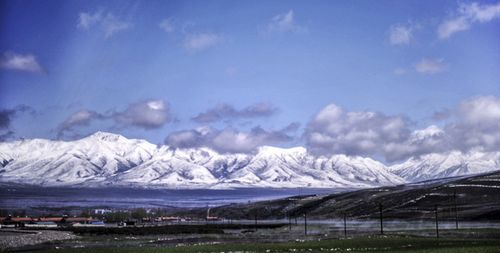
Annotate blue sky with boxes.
[1,0,500,161]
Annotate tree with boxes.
[131,208,147,220]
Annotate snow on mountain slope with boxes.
[4,131,497,188]
[0,132,158,186]
[389,151,500,182]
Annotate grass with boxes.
[24,236,500,253]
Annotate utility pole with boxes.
[453,189,458,230]
[254,214,258,231]
[343,213,347,238]
[435,205,439,239]
[304,212,308,236]
[379,203,384,235]
[288,214,292,231]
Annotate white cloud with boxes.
[0,52,43,73]
[159,18,175,33]
[457,96,500,126]
[265,10,305,34]
[305,96,500,161]
[183,33,223,53]
[77,11,131,38]
[438,2,500,39]
[438,16,470,39]
[414,58,446,74]
[57,110,104,138]
[113,99,170,129]
[445,96,500,152]
[389,24,413,45]
[305,104,412,160]
[461,2,500,23]
[165,125,295,153]
[77,11,102,30]
[102,14,131,38]
[304,104,453,161]
[56,99,171,138]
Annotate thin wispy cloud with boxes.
[183,32,223,53]
[438,1,500,39]
[192,102,278,123]
[388,24,414,45]
[77,11,102,30]
[414,58,446,74]
[159,18,175,33]
[393,68,408,75]
[102,14,131,38]
[264,10,306,34]
[0,52,44,73]
[77,10,131,38]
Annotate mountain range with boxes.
[0,131,499,189]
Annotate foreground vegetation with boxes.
[25,236,500,253]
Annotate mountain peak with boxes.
[256,146,307,155]
[85,131,126,142]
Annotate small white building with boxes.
[25,221,58,228]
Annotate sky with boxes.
[1,0,500,162]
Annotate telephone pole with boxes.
[435,205,439,239]
[379,203,384,235]
[453,189,458,230]
[304,212,308,236]
[343,213,347,238]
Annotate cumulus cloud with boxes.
[264,10,305,34]
[57,109,104,138]
[388,24,413,45]
[183,33,223,53]
[165,125,294,153]
[192,102,278,123]
[113,100,170,129]
[414,58,446,74]
[55,99,170,138]
[438,2,500,39]
[77,11,131,38]
[445,96,500,152]
[0,52,44,73]
[304,96,500,161]
[304,104,458,161]
[304,104,414,160]
[383,125,449,161]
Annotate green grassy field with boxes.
[25,236,500,253]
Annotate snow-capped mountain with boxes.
[0,132,405,188]
[1,131,499,188]
[389,151,500,182]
